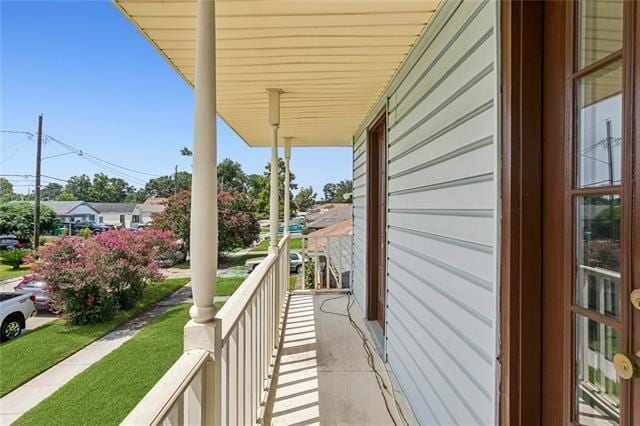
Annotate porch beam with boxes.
[189,0,217,324]
[267,88,282,250]
[283,137,292,236]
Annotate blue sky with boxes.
[0,0,351,195]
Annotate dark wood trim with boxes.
[571,50,623,79]
[366,109,386,323]
[498,2,543,425]
[541,1,568,423]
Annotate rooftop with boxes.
[88,203,137,213]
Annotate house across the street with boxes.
[131,201,166,228]
[88,203,137,228]
[304,203,352,231]
[42,201,100,224]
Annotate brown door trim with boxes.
[499,1,543,425]
[366,109,387,328]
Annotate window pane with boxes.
[578,0,623,69]
[577,61,622,188]
[576,195,620,319]
[575,315,620,425]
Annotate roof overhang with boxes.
[113,0,440,147]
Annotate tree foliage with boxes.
[322,180,352,203]
[141,172,192,199]
[0,178,15,203]
[40,183,63,201]
[61,173,135,202]
[294,186,317,212]
[152,189,260,256]
[218,158,248,193]
[0,201,60,241]
[248,158,298,218]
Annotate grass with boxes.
[289,274,298,291]
[17,300,227,426]
[0,264,31,281]
[250,237,303,252]
[173,261,190,269]
[216,276,246,296]
[14,305,192,426]
[0,278,190,397]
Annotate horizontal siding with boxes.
[351,131,367,314]
[350,0,499,424]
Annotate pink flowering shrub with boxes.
[32,229,180,324]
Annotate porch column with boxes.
[267,88,282,250]
[189,0,217,324]
[283,137,292,236]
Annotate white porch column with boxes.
[267,88,282,250]
[189,0,217,324]
[283,137,292,236]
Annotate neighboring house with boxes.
[117,0,637,424]
[42,201,100,224]
[88,203,137,228]
[131,203,166,227]
[304,204,352,231]
[305,219,353,288]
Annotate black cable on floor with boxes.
[318,293,408,426]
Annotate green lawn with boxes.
[223,252,266,268]
[16,301,227,426]
[216,276,246,296]
[250,237,303,252]
[0,278,189,397]
[14,305,192,426]
[0,264,31,281]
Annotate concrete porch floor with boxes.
[264,293,414,426]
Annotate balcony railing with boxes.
[123,235,291,425]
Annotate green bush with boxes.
[0,201,60,241]
[78,228,92,239]
[304,259,315,289]
[0,249,28,270]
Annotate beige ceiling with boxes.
[113,0,439,147]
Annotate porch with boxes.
[123,236,412,425]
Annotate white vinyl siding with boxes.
[351,132,367,313]
[351,0,499,424]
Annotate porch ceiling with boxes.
[113,0,440,147]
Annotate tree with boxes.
[322,183,337,202]
[256,158,298,218]
[40,183,63,201]
[0,201,60,241]
[63,174,93,201]
[218,191,260,253]
[0,178,15,203]
[61,173,136,202]
[143,172,192,199]
[151,190,191,247]
[333,180,353,203]
[90,173,135,202]
[294,186,316,211]
[218,158,248,193]
[152,189,260,255]
[180,147,193,157]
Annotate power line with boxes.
[0,174,68,183]
[44,134,162,177]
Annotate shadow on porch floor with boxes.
[264,293,413,425]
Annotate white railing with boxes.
[300,234,353,290]
[124,235,290,425]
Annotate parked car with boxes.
[15,276,51,311]
[245,252,305,274]
[0,291,36,341]
[70,221,111,235]
[0,234,21,251]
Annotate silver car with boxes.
[245,252,304,274]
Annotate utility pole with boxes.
[174,165,178,194]
[34,114,43,249]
